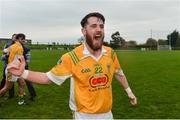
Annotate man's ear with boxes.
[81,28,86,36]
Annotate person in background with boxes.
[22,40,37,101]
[0,34,16,98]
[0,33,26,105]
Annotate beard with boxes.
[85,33,104,51]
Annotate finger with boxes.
[7,63,19,69]
[131,98,137,106]
[14,59,20,66]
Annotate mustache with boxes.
[94,32,102,35]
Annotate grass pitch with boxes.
[0,50,180,118]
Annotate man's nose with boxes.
[96,26,102,32]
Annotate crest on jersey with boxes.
[107,64,111,73]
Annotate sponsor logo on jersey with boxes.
[89,74,108,88]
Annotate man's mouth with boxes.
[94,34,102,40]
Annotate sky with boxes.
[0,0,180,44]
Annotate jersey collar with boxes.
[82,42,107,61]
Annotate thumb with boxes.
[18,56,26,67]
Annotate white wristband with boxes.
[21,70,29,79]
[125,87,132,94]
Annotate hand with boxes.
[7,56,26,76]
[128,92,137,106]
[1,54,6,60]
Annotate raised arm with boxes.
[7,56,52,84]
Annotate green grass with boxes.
[0,50,180,118]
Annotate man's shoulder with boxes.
[61,44,83,64]
[8,43,16,49]
[10,42,23,52]
[72,44,84,56]
[11,42,19,46]
[103,45,114,55]
[73,44,84,51]
[103,45,112,50]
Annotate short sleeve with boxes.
[113,52,121,70]
[112,51,125,76]
[46,53,72,85]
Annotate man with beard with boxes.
[7,12,137,119]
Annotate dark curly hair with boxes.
[16,33,26,40]
[80,12,105,28]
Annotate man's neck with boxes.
[85,42,102,58]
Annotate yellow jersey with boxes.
[5,42,23,82]
[7,42,23,64]
[47,44,121,114]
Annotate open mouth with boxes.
[94,34,102,40]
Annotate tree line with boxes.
[105,30,180,50]
[1,30,179,50]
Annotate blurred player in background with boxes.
[0,34,16,98]
[0,33,26,105]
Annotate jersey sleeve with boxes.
[46,53,72,85]
[113,52,121,70]
[113,51,125,76]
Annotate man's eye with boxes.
[91,25,97,28]
[100,25,104,29]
